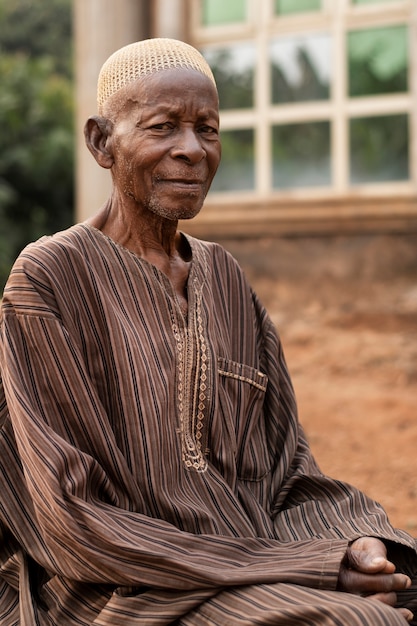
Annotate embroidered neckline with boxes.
[171,251,210,472]
[81,223,211,472]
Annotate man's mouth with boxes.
[162,178,204,185]
[157,178,205,193]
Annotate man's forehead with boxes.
[108,81,218,127]
[130,68,218,99]
[106,69,219,120]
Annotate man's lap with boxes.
[178,583,408,626]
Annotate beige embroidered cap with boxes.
[97,38,216,114]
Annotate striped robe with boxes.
[0,223,416,625]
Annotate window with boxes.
[270,33,331,104]
[201,0,246,25]
[275,0,321,15]
[192,0,415,201]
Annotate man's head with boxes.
[97,38,217,117]
[85,38,221,222]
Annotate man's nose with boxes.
[170,127,205,163]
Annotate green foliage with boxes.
[348,25,408,96]
[0,0,74,293]
[207,48,254,110]
[0,0,72,76]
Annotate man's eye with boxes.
[151,122,172,130]
[199,125,218,135]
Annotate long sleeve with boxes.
[0,229,348,593]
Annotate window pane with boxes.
[203,44,255,109]
[275,0,321,14]
[272,121,331,188]
[350,114,409,184]
[348,25,408,97]
[210,129,255,192]
[270,34,331,104]
[201,0,246,26]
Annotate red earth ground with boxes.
[224,234,417,532]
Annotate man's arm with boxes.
[0,265,347,592]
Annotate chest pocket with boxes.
[217,357,270,481]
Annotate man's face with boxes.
[107,67,221,221]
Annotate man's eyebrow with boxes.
[139,102,218,118]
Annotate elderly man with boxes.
[1,38,416,625]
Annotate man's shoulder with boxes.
[21,223,88,255]
[15,223,96,272]
[6,224,91,295]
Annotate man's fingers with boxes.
[346,537,394,574]
[398,608,414,622]
[366,591,397,605]
[366,592,414,622]
[339,568,411,595]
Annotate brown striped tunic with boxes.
[1,224,416,625]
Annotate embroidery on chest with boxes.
[173,285,210,472]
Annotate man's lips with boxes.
[159,178,205,185]
[156,178,206,193]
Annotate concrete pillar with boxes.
[153,0,187,40]
[73,0,149,221]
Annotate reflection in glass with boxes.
[272,121,331,188]
[210,129,255,192]
[201,0,246,26]
[203,44,255,109]
[270,34,331,103]
[350,114,409,184]
[275,0,321,14]
[348,25,408,97]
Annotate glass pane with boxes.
[210,129,255,192]
[203,43,255,109]
[275,0,321,14]
[349,114,409,184]
[270,34,331,104]
[272,121,331,188]
[201,0,245,26]
[348,25,408,97]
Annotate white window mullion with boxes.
[256,0,271,196]
[409,0,417,189]
[333,0,349,194]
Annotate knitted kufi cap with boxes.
[97,38,216,113]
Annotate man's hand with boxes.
[337,536,413,622]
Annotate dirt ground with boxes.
[224,234,417,532]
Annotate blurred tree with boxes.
[0,0,72,76]
[348,25,408,97]
[0,0,74,293]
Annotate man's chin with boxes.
[147,200,204,222]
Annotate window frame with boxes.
[190,0,417,203]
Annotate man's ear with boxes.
[84,116,114,169]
